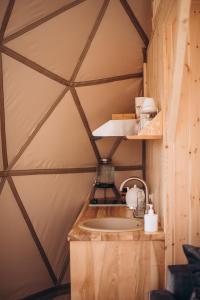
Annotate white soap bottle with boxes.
[144,204,158,233]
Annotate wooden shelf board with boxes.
[126,111,163,140]
[126,135,162,140]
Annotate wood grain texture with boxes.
[70,240,165,300]
[68,205,165,242]
[189,2,200,248]
[126,135,162,140]
[145,0,200,271]
[112,114,135,120]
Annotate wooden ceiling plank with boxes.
[3,0,87,44]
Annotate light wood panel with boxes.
[68,205,165,242]
[189,2,200,246]
[70,240,164,300]
[146,0,200,272]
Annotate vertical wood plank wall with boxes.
[146,0,200,269]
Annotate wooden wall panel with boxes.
[188,2,200,247]
[173,1,200,262]
[145,0,200,270]
[70,241,165,300]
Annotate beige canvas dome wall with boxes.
[0,0,151,299]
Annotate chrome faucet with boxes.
[119,177,150,208]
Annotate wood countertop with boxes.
[68,204,165,242]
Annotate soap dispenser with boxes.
[144,204,158,233]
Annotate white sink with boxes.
[79,217,143,232]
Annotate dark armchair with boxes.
[149,244,200,300]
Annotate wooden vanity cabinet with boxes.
[68,206,165,300]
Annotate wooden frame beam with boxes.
[108,137,124,159]
[0,54,8,169]
[8,176,58,285]
[8,87,69,170]
[0,0,146,293]
[0,45,142,88]
[0,164,143,177]
[73,72,142,86]
[120,0,149,47]
[71,0,110,81]
[23,283,70,300]
[70,87,101,161]
[0,167,96,177]
[3,0,86,44]
[0,177,6,196]
[0,0,15,42]
[115,165,143,171]
[0,0,15,171]
[0,45,69,86]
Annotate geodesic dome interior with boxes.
[0,0,151,298]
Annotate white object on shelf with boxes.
[135,97,157,117]
[144,204,158,233]
[92,119,138,137]
[126,184,145,210]
[141,97,157,113]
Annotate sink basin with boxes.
[79,217,143,232]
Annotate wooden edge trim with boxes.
[7,176,58,285]
[0,54,8,169]
[73,72,143,87]
[22,283,70,300]
[3,0,86,43]
[71,0,110,81]
[8,87,68,169]
[70,87,101,161]
[0,45,69,86]
[142,140,146,180]
[108,137,124,159]
[0,0,15,42]
[119,0,149,47]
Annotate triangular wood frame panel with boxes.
[0,0,149,297]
